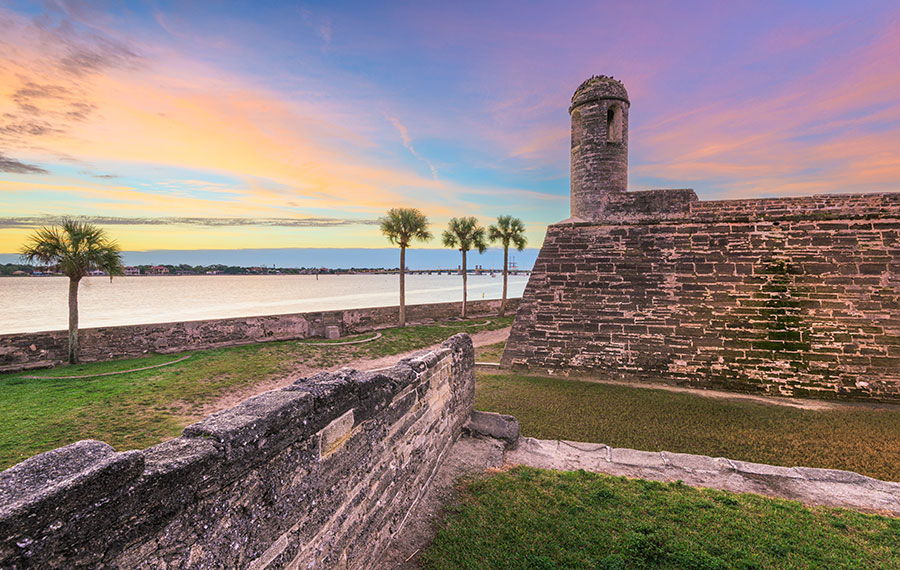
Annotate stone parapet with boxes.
[0,333,476,569]
[0,297,517,372]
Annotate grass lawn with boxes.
[474,340,506,363]
[423,466,900,570]
[0,316,513,470]
[476,372,900,482]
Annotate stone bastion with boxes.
[502,76,900,401]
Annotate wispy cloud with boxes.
[78,170,119,179]
[387,115,439,180]
[0,215,379,230]
[0,153,49,174]
[631,16,900,198]
[2,1,899,254]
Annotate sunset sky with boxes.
[2,0,899,253]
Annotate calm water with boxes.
[0,273,530,334]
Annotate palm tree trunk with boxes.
[500,246,509,316]
[399,245,406,327]
[461,250,467,318]
[68,277,80,364]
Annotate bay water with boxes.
[0,273,530,334]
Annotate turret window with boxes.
[571,109,582,148]
[607,104,623,143]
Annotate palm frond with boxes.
[19,217,124,280]
[380,207,432,247]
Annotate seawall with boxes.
[0,298,519,372]
[0,333,475,569]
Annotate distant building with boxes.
[124,266,140,276]
[149,266,169,275]
[88,269,107,276]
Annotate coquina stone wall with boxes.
[0,333,475,569]
[0,298,518,372]
[502,191,900,401]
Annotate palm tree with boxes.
[442,217,488,318]
[488,215,527,316]
[380,208,432,326]
[20,218,124,364]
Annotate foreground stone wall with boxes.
[502,192,900,401]
[0,333,475,569]
[0,297,518,372]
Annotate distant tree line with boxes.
[0,263,407,276]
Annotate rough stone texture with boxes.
[569,75,630,220]
[464,411,520,448]
[502,196,900,400]
[378,435,505,569]
[0,298,517,372]
[506,436,900,515]
[0,333,476,569]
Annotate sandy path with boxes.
[555,375,900,411]
[199,327,511,418]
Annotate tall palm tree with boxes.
[380,208,432,326]
[20,218,124,364]
[488,215,527,316]
[442,217,488,318]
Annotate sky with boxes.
[1,0,900,255]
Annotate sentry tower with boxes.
[569,75,629,220]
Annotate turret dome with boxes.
[570,75,629,111]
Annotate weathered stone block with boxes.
[319,409,355,458]
[464,411,520,448]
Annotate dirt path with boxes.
[199,327,511,418]
[557,374,900,412]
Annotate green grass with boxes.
[22,352,189,378]
[423,466,900,569]
[0,316,513,469]
[474,340,506,363]
[476,373,900,482]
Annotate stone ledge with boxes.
[505,436,900,516]
[0,440,116,510]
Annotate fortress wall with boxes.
[0,297,518,372]
[687,192,900,222]
[502,194,900,401]
[0,333,475,569]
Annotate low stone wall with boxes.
[0,333,475,569]
[0,298,518,372]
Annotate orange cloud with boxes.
[0,7,532,238]
[632,19,900,199]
